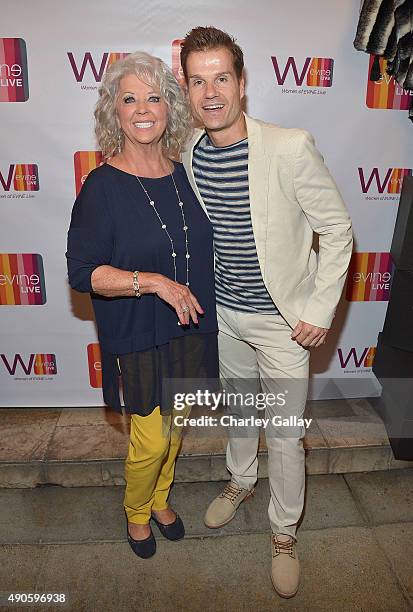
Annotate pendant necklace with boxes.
[135,170,190,288]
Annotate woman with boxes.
[66,52,218,559]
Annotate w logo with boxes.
[358,168,412,194]
[337,347,376,369]
[1,353,57,375]
[0,164,39,191]
[271,56,334,87]
[67,52,129,82]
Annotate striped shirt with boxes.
[193,134,279,314]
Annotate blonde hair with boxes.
[94,51,192,159]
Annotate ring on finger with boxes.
[181,305,189,313]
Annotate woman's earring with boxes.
[117,132,122,153]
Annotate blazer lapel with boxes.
[245,114,270,280]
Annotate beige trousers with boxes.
[217,305,309,539]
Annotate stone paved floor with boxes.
[1,399,412,489]
[0,470,412,611]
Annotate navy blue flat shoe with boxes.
[151,512,185,541]
[125,515,156,558]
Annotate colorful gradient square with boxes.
[74,151,103,196]
[0,38,29,102]
[87,343,102,388]
[34,354,57,375]
[172,39,185,83]
[13,164,39,191]
[106,52,129,68]
[346,252,394,302]
[366,55,412,110]
[387,168,412,193]
[306,58,334,87]
[0,253,46,305]
[363,347,376,368]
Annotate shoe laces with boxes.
[219,482,247,504]
[272,534,296,558]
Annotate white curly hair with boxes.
[94,51,192,159]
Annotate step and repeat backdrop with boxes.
[1,0,412,406]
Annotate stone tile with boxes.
[347,397,385,422]
[46,425,127,461]
[305,448,330,475]
[101,460,126,486]
[0,544,49,599]
[210,454,232,481]
[306,398,355,419]
[0,486,125,544]
[328,446,391,474]
[388,454,413,470]
[104,425,129,457]
[180,428,227,455]
[57,407,130,429]
[0,408,61,426]
[175,455,212,482]
[299,474,364,531]
[374,523,413,599]
[179,405,231,456]
[0,423,56,462]
[45,462,105,487]
[295,527,408,611]
[31,527,408,611]
[344,469,413,525]
[317,416,390,448]
[0,476,368,547]
[303,418,328,449]
[0,463,46,488]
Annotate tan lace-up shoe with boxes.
[271,533,300,598]
[204,481,254,528]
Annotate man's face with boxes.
[185,47,245,136]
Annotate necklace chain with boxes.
[135,171,190,288]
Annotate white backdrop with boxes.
[1,0,412,406]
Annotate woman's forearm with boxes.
[91,266,160,297]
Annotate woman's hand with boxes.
[90,268,204,325]
[147,273,204,326]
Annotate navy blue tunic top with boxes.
[66,162,218,414]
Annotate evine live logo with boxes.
[0,163,39,200]
[271,55,334,96]
[1,353,57,381]
[67,51,129,91]
[358,167,411,201]
[337,346,376,373]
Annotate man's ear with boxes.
[239,71,245,99]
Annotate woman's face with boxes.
[116,74,168,151]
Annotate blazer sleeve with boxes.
[293,131,353,329]
[66,170,114,292]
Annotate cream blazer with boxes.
[182,114,353,330]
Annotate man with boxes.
[180,27,353,598]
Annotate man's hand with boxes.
[291,320,329,348]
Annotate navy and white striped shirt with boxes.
[193,134,279,314]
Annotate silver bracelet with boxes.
[132,270,141,298]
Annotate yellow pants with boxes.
[124,406,188,524]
